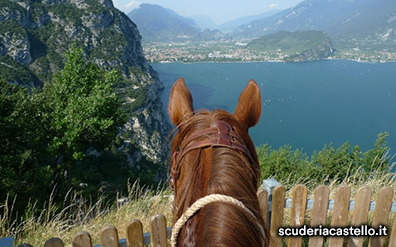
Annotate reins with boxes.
[170,194,265,247]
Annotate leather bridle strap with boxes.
[170,121,257,189]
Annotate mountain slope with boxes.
[247,31,334,61]
[190,15,218,30]
[234,0,396,50]
[219,10,281,33]
[127,4,228,42]
[127,4,201,42]
[0,0,170,168]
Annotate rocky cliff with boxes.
[0,0,170,169]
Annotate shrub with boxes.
[258,133,393,187]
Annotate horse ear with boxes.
[233,80,261,129]
[168,78,194,126]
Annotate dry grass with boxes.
[1,181,173,246]
[1,165,395,246]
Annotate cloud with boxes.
[270,3,279,8]
[113,0,140,13]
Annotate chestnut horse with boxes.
[168,78,269,247]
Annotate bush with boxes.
[258,133,392,187]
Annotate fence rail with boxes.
[5,181,396,247]
[258,182,396,247]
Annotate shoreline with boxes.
[150,58,396,65]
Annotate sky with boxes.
[113,0,304,24]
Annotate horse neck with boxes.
[174,147,266,247]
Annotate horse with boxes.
[168,78,269,247]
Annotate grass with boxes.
[1,164,395,246]
[1,181,173,246]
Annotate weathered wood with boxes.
[127,220,144,247]
[328,185,351,247]
[73,232,92,247]
[370,187,394,247]
[44,238,64,247]
[101,225,119,247]
[308,185,330,247]
[270,185,286,247]
[258,189,269,226]
[389,217,396,247]
[288,184,308,247]
[151,214,167,247]
[348,186,371,247]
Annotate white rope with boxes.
[171,194,264,247]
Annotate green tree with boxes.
[1,45,125,213]
[42,45,123,197]
[0,80,51,210]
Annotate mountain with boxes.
[127,4,199,42]
[219,10,281,33]
[190,15,218,30]
[127,4,229,42]
[234,0,396,50]
[247,30,334,61]
[0,0,170,168]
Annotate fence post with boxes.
[150,214,167,247]
[126,220,144,247]
[44,238,64,247]
[262,178,281,226]
[0,237,15,247]
[101,225,119,247]
[73,232,93,247]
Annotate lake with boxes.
[153,60,396,156]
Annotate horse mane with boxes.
[171,109,268,247]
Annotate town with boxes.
[143,40,396,63]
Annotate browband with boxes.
[170,120,257,190]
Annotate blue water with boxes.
[153,60,396,155]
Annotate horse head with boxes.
[168,78,268,247]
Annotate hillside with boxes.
[219,10,282,33]
[190,15,218,30]
[0,0,170,171]
[127,3,228,43]
[234,0,396,51]
[127,3,199,42]
[247,31,334,61]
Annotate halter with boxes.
[170,120,257,191]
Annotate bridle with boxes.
[169,120,264,247]
[170,120,257,191]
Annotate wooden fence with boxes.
[7,182,396,247]
[259,183,396,247]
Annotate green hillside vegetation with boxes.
[0,46,126,213]
[247,31,329,53]
[0,55,39,86]
[246,31,334,61]
[0,0,145,85]
[1,0,171,215]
